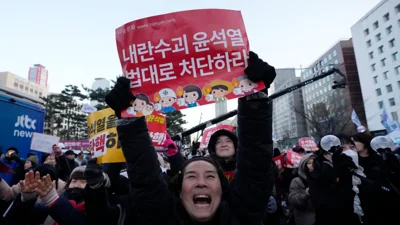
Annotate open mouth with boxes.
[193,195,211,205]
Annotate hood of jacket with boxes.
[298,153,316,180]
[207,129,238,156]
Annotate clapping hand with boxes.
[20,171,39,193]
[36,174,54,197]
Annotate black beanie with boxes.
[35,164,59,183]
[207,129,238,154]
[6,147,19,154]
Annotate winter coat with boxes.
[288,154,316,225]
[117,97,274,225]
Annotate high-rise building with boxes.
[90,78,110,106]
[351,0,400,133]
[28,64,48,87]
[0,71,49,98]
[300,39,366,138]
[272,69,308,142]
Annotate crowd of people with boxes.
[0,52,399,225]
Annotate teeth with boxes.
[195,195,209,198]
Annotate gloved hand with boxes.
[266,196,278,214]
[191,142,200,156]
[244,51,276,89]
[10,152,21,162]
[163,135,178,157]
[334,154,357,175]
[105,77,135,119]
[84,158,110,189]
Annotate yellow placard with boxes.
[87,108,125,163]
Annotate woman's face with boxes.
[215,135,235,158]
[352,139,365,153]
[306,158,314,172]
[69,179,87,189]
[24,161,32,170]
[181,161,222,222]
[342,143,357,152]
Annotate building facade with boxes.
[0,71,49,98]
[300,39,366,138]
[28,64,48,87]
[351,0,400,132]
[272,68,308,143]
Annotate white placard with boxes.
[30,133,60,153]
[82,104,97,114]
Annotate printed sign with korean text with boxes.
[298,137,318,151]
[116,9,265,117]
[286,150,303,168]
[87,108,168,163]
[273,155,284,173]
[200,124,235,149]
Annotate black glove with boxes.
[10,153,21,162]
[244,51,276,89]
[84,158,105,187]
[333,154,357,175]
[105,77,135,119]
[191,142,200,156]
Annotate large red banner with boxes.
[200,124,235,149]
[116,9,265,117]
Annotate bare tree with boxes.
[292,100,353,140]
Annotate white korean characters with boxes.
[120,29,248,88]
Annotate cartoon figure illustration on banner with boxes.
[202,80,234,103]
[126,93,150,117]
[232,75,259,95]
[143,103,155,116]
[154,88,177,113]
[176,84,202,108]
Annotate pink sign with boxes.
[60,140,90,150]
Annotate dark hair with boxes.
[336,133,354,146]
[7,147,18,154]
[65,171,85,189]
[135,93,150,104]
[211,85,228,91]
[183,84,202,100]
[352,132,374,155]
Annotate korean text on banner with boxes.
[30,133,60,153]
[116,9,265,118]
[200,124,235,149]
[87,108,168,163]
[286,150,303,168]
[298,137,318,151]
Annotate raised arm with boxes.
[228,52,276,224]
[106,77,172,223]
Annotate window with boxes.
[376,88,382,96]
[378,101,384,109]
[386,26,393,34]
[373,21,379,29]
[378,45,384,54]
[392,112,399,121]
[387,84,393,93]
[398,19,400,28]
[389,98,396,106]
[369,51,374,59]
[396,66,400,75]
[383,13,390,21]
[373,76,378,83]
[334,59,339,65]
[392,52,398,61]
[376,33,381,41]
[39,92,42,97]
[366,40,372,47]
[398,81,400,89]
[24,87,28,91]
[19,85,23,89]
[328,54,332,60]
[396,3,400,13]
[381,58,386,66]
[389,39,395,48]
[13,82,18,87]
[30,88,33,93]
[333,50,337,57]
[364,28,370,36]
[384,71,389,79]
[371,63,376,71]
